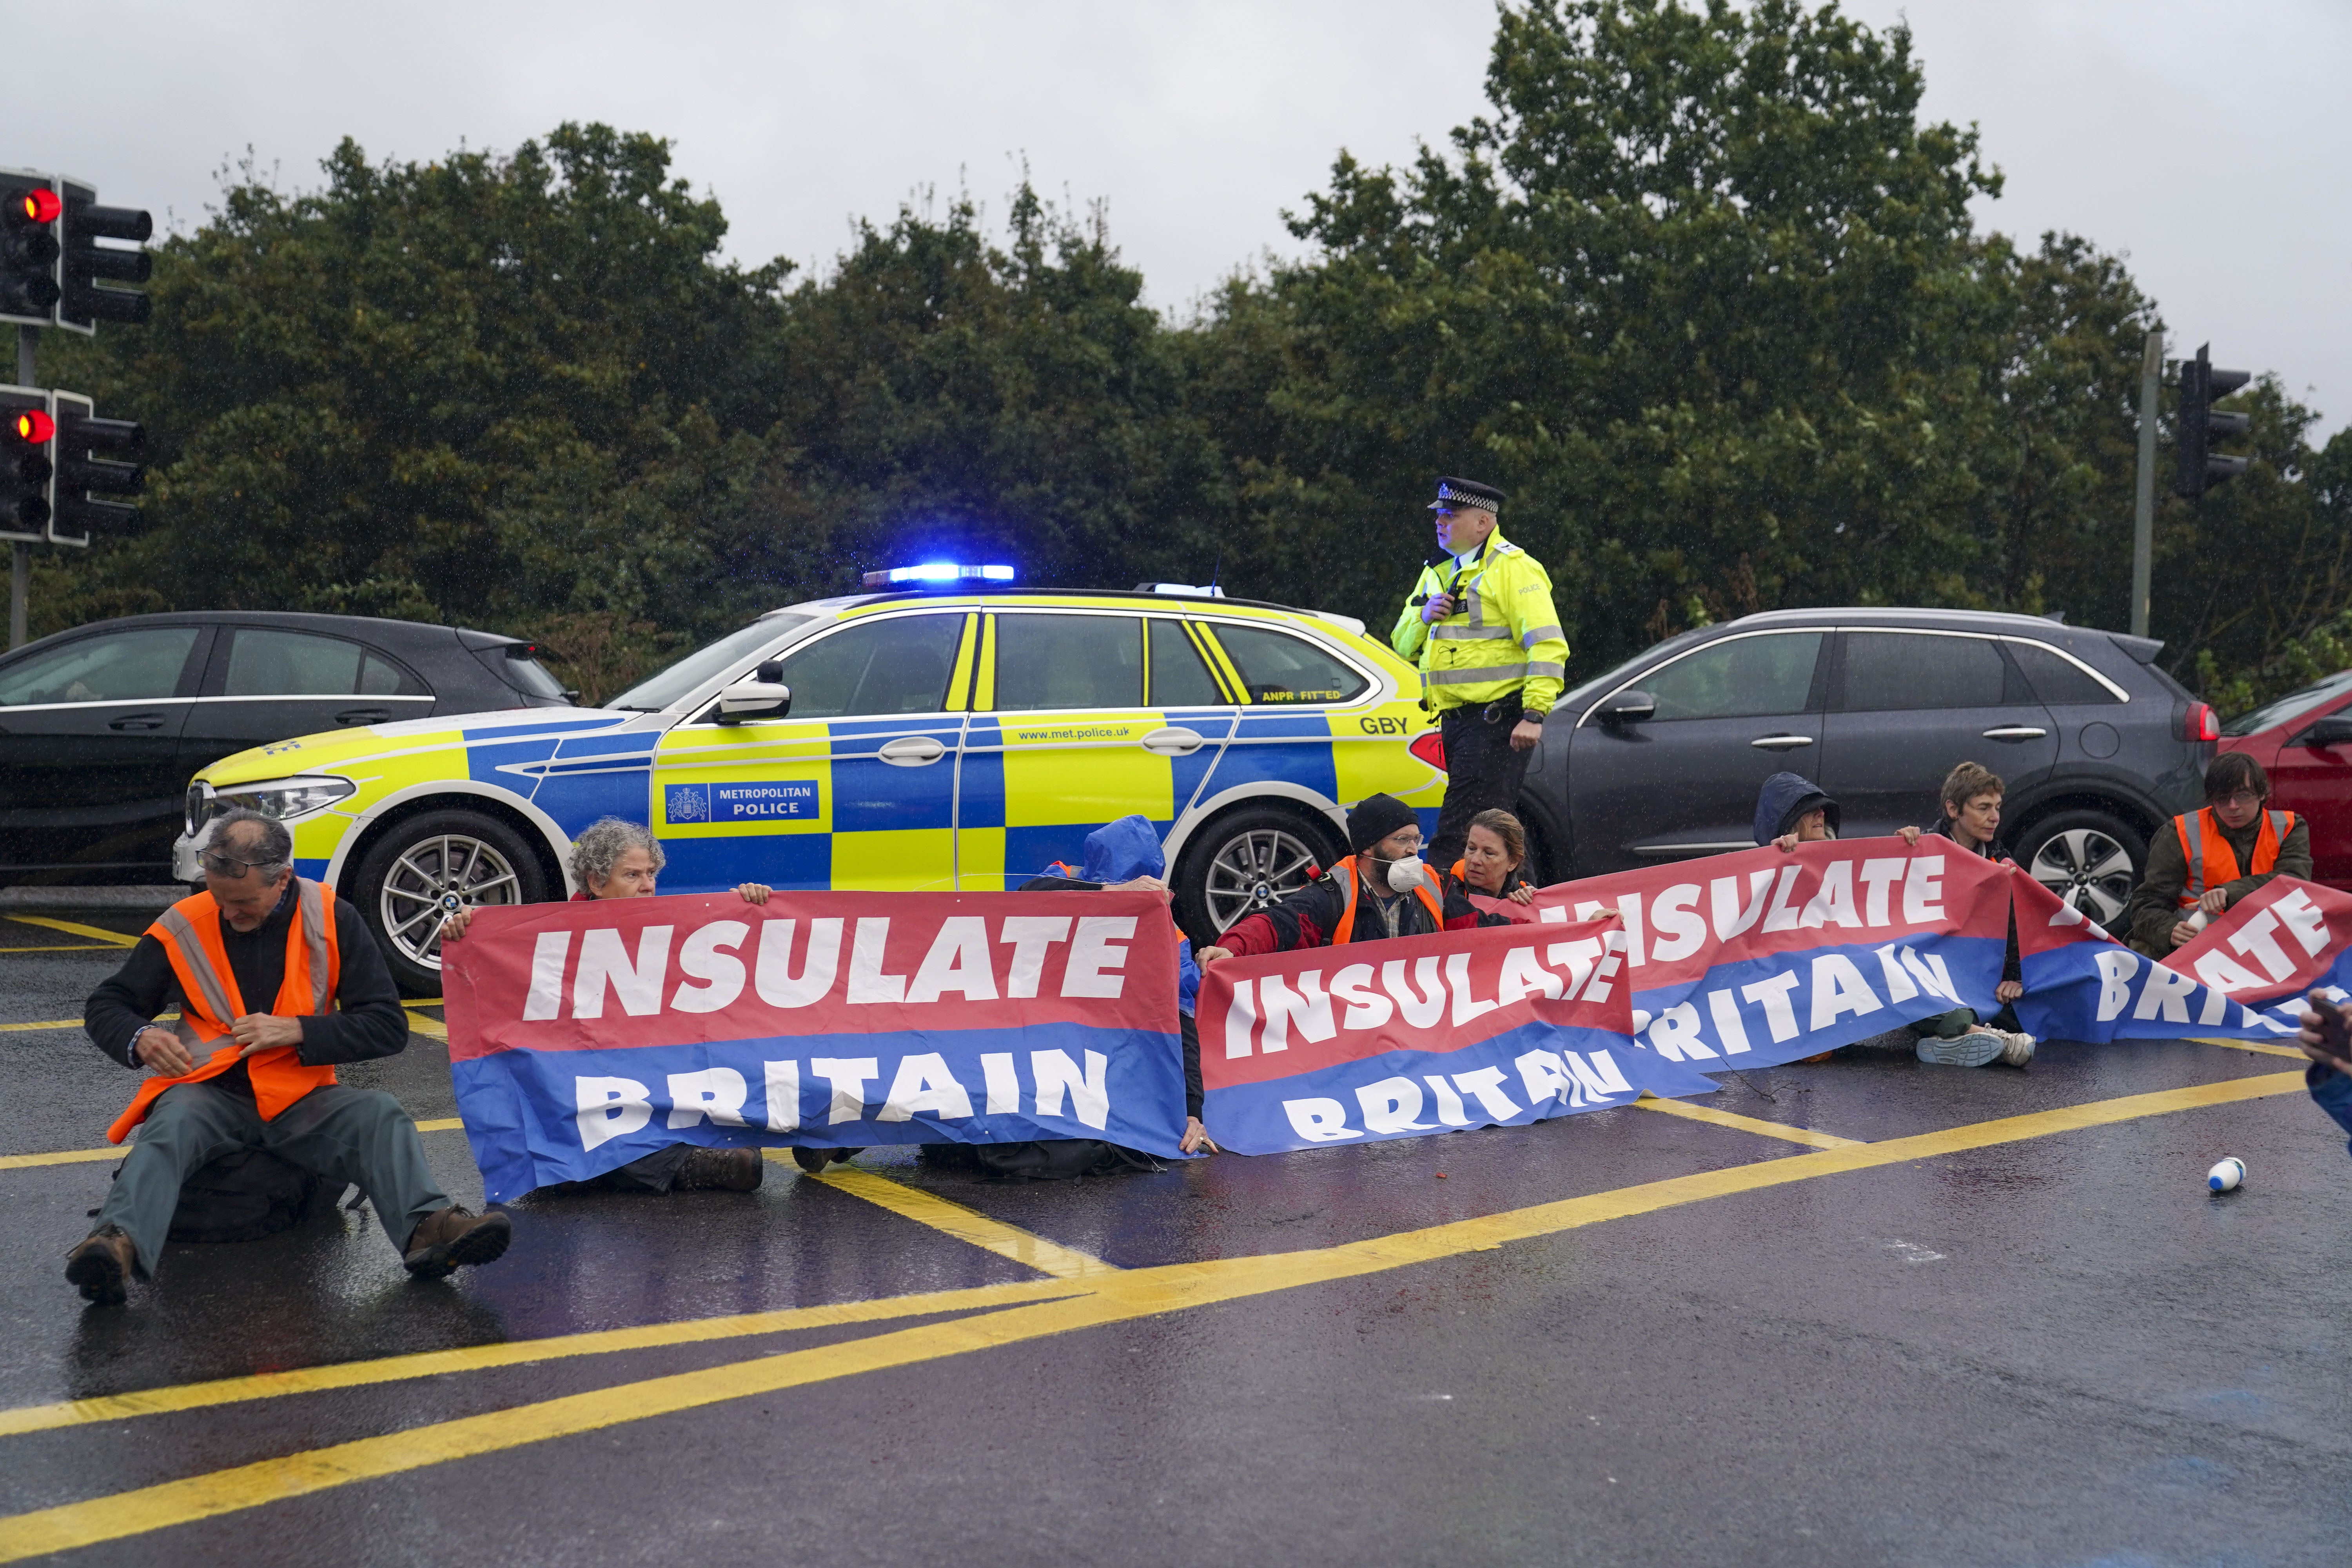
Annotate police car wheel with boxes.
[1178,807,1344,939]
[2018,809,2144,929]
[351,809,550,995]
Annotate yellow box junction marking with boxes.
[2194,1037,2308,1060]
[812,1167,1120,1280]
[1632,1093,1864,1149]
[0,1069,2304,1561]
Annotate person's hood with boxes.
[1754,772,1839,845]
[1081,815,1167,884]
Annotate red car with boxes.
[2216,668,2352,890]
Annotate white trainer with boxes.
[1996,1030,2037,1067]
[1916,1029,2005,1068]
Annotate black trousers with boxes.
[1430,696,1535,872]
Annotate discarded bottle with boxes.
[2207,1156,2246,1192]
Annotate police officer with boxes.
[1391,477,1568,873]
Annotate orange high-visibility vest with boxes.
[2173,806,2298,910]
[1327,858,1446,945]
[108,878,342,1143]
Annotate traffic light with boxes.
[2174,343,2252,499]
[57,181,151,331]
[45,391,143,544]
[0,170,62,327]
[0,385,55,541]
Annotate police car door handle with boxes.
[1142,726,1205,756]
[1749,734,1814,750]
[877,736,947,766]
[1981,726,2047,741]
[107,713,167,731]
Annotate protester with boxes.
[2295,990,2352,1160]
[1446,808,1539,906]
[1907,761,2034,1066]
[1755,771,1840,851]
[67,808,510,1304]
[2126,753,2312,956]
[1388,477,1570,872]
[1196,793,1499,964]
[440,816,775,1189]
[1007,815,1213,1160]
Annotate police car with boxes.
[179,569,1448,990]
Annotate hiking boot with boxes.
[402,1205,513,1278]
[65,1226,135,1305]
[1916,1029,2005,1068]
[1995,1030,2037,1067]
[789,1146,862,1174]
[674,1147,763,1192]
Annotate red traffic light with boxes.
[13,408,54,443]
[18,188,61,225]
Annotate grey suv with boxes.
[1513,608,2214,927]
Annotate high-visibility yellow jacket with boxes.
[1389,527,1568,715]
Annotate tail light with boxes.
[2183,702,2219,742]
[1409,731,1447,772]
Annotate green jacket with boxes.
[2124,809,2312,955]
[1389,527,1568,715]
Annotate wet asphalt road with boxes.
[2,902,2348,1566]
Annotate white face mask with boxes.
[1384,854,1424,893]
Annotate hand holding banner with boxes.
[443,889,1187,1199]
[1198,915,1719,1154]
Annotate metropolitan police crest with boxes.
[666,784,711,823]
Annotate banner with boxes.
[1197,916,1720,1154]
[1523,839,2016,1068]
[2014,873,2351,1044]
[443,889,1188,1199]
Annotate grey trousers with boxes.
[97,1081,451,1276]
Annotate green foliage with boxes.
[25,2,2347,723]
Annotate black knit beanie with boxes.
[1347,793,1419,856]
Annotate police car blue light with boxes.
[862,562,1018,588]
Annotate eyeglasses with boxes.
[200,849,277,879]
[2213,790,2264,809]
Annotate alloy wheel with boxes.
[379,833,525,973]
[1203,826,1322,933]
[2028,827,2135,927]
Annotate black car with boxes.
[0,611,572,886]
[1514,608,2215,927]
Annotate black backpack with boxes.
[919,1139,1162,1181]
[109,1147,343,1243]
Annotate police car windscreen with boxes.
[605,616,815,711]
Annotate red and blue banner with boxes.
[1196,916,1719,1154]
[442,889,1188,1199]
[2013,872,2352,1044]
[1523,839,2016,1068]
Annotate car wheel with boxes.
[2018,810,2146,931]
[1175,806,1345,942]
[350,808,550,995]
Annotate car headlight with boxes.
[195,777,358,830]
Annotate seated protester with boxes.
[440,815,773,1192]
[1757,771,1843,851]
[2296,991,2352,1162]
[1445,808,1539,907]
[2125,751,2311,958]
[1907,760,2034,1067]
[69,809,511,1304]
[1197,793,1497,966]
[1019,815,1214,1154]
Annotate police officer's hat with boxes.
[1427,476,1506,514]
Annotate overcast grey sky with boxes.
[5,0,2347,429]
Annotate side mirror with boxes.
[2301,713,2352,747]
[1598,689,1656,725]
[717,679,791,720]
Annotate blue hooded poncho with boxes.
[1069,816,1200,1018]
[1753,772,1840,846]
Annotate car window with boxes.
[2006,642,2119,706]
[224,629,371,697]
[1837,632,2006,711]
[1640,632,1822,721]
[1149,620,1225,707]
[607,613,817,712]
[771,613,964,719]
[993,614,1144,711]
[2220,667,2352,737]
[1213,623,1368,705]
[0,626,200,706]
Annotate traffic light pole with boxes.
[2131,328,2162,641]
[9,324,29,648]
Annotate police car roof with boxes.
[770,586,1351,622]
